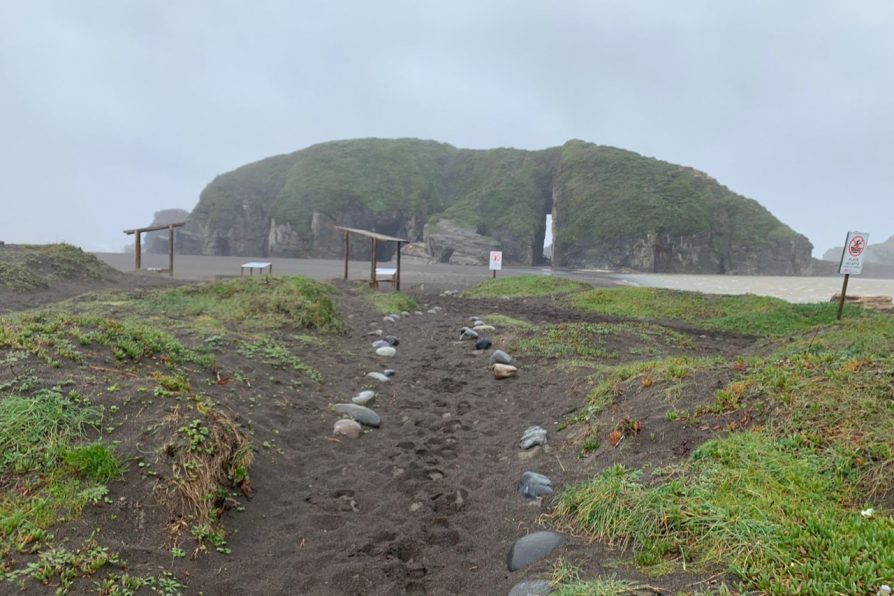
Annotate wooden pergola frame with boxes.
[335,226,409,291]
[123,222,185,276]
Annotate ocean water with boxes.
[610,273,894,304]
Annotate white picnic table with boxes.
[240,261,273,276]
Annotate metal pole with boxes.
[370,238,377,287]
[343,231,349,280]
[837,274,850,320]
[396,242,401,291]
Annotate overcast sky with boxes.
[1,1,892,256]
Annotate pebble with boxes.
[352,390,376,405]
[367,329,383,336]
[427,309,439,314]
[367,372,390,382]
[383,368,396,378]
[388,313,402,320]
[383,335,400,346]
[508,580,552,596]
[409,502,423,512]
[414,311,423,315]
[371,339,390,349]
[475,337,492,350]
[400,311,410,317]
[493,363,518,379]
[519,472,554,499]
[375,346,397,357]
[519,426,548,449]
[468,316,482,321]
[507,531,566,572]
[332,403,381,427]
[333,418,363,438]
[459,327,479,340]
[383,316,397,323]
[473,324,495,332]
[490,350,512,365]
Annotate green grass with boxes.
[142,276,345,333]
[574,357,723,423]
[0,244,113,292]
[482,313,534,329]
[0,392,121,561]
[367,291,418,315]
[463,275,591,298]
[237,337,321,383]
[554,433,894,593]
[0,392,101,473]
[0,313,213,367]
[512,322,692,361]
[571,287,864,335]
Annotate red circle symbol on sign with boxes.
[848,236,866,257]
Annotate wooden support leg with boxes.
[134,232,141,270]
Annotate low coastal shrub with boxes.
[142,276,345,332]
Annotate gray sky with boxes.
[1,1,892,256]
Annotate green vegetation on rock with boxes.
[182,138,812,274]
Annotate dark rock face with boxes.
[180,138,814,274]
[143,209,190,254]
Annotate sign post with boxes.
[489,251,503,279]
[837,231,869,320]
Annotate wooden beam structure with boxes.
[335,226,409,290]
[123,222,186,276]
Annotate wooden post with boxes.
[134,231,142,270]
[167,225,174,276]
[396,242,401,291]
[837,274,850,320]
[370,238,377,287]
[492,270,496,279]
[343,231,349,280]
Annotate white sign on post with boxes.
[489,251,503,271]
[838,231,869,275]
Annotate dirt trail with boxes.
[171,292,753,595]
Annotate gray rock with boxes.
[507,531,566,572]
[427,309,438,314]
[460,327,479,340]
[367,329,383,336]
[473,324,495,332]
[352,390,376,405]
[388,313,402,320]
[333,418,363,438]
[332,403,381,427]
[490,350,512,365]
[520,426,548,449]
[400,311,410,317]
[519,472,554,499]
[383,335,400,346]
[469,316,482,321]
[508,580,552,596]
[371,339,390,349]
[375,346,397,357]
[383,369,396,378]
[414,311,423,315]
[475,337,492,350]
[367,372,390,382]
[383,316,397,323]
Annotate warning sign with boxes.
[839,231,869,275]
[489,251,503,271]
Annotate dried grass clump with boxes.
[158,406,253,528]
